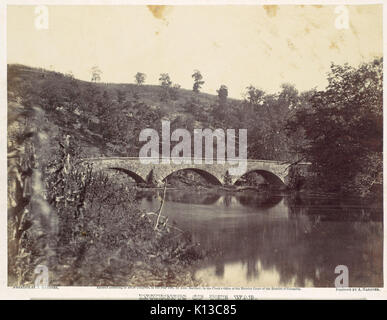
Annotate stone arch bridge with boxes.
[83,157,309,187]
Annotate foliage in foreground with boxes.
[44,137,203,286]
[8,126,202,286]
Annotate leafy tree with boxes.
[287,58,383,195]
[245,85,265,106]
[135,72,146,85]
[159,73,172,101]
[278,83,300,110]
[212,85,229,123]
[170,83,181,100]
[192,70,205,93]
[159,73,172,87]
[217,85,228,104]
[233,84,299,161]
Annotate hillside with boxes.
[7,64,243,158]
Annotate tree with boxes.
[245,85,265,106]
[192,70,205,93]
[159,73,172,87]
[287,58,383,195]
[229,84,303,161]
[211,85,229,124]
[135,72,146,85]
[159,73,172,101]
[91,66,102,82]
[170,83,181,100]
[278,83,300,110]
[217,85,228,104]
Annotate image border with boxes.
[1,0,385,300]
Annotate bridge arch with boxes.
[107,167,146,184]
[161,168,222,186]
[234,169,285,187]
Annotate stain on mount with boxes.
[147,5,170,21]
[263,5,278,18]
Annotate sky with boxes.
[7,5,383,98]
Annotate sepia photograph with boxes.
[5,2,383,292]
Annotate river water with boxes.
[139,189,383,287]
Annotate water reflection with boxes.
[139,189,383,287]
[138,189,283,209]
[236,193,283,209]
